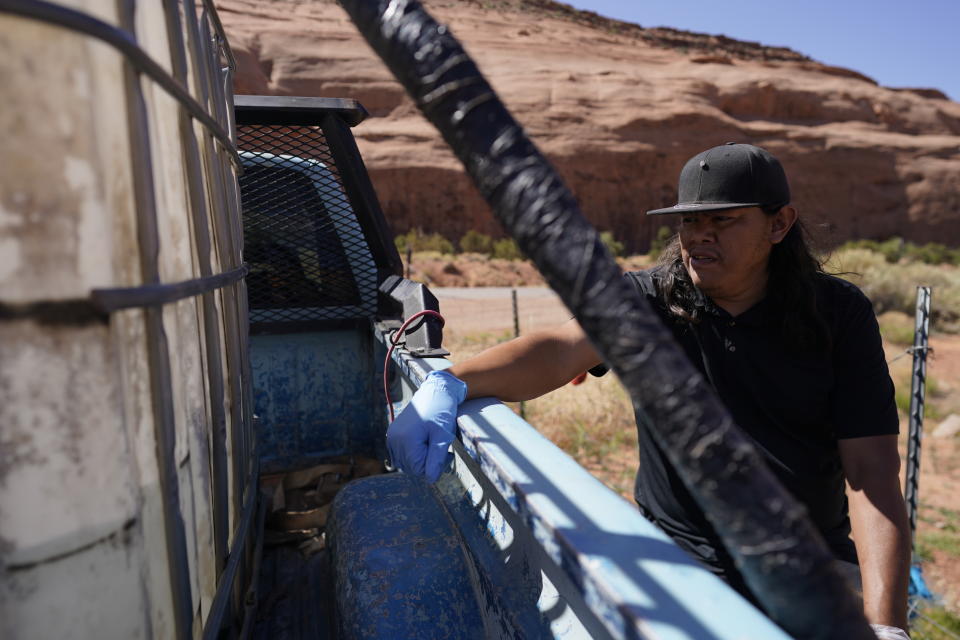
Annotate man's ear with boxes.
[770,205,798,244]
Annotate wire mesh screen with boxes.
[237,124,377,327]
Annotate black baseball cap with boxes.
[647,143,791,215]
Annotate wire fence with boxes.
[910,600,960,639]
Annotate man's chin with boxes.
[684,263,723,292]
[687,270,709,290]
[689,273,724,297]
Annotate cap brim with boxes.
[646,202,763,216]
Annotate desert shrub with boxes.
[825,247,888,276]
[459,230,494,254]
[600,231,625,257]
[840,237,906,263]
[649,225,674,257]
[839,237,960,266]
[491,237,523,261]
[857,262,960,330]
[903,241,960,266]
[394,229,454,255]
[523,369,636,467]
[876,237,907,263]
[877,311,915,346]
[827,247,960,332]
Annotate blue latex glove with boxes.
[387,370,467,482]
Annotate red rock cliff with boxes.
[218,0,960,251]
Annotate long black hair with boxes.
[654,211,831,351]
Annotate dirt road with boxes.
[435,286,568,336]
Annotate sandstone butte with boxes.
[218,0,960,252]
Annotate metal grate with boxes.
[237,124,377,327]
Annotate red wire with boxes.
[384,309,446,422]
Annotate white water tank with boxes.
[0,2,249,637]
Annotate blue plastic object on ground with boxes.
[909,564,934,602]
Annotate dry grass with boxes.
[406,251,654,288]
[826,247,960,332]
[437,255,960,617]
[519,372,638,499]
[444,327,638,500]
[445,325,960,617]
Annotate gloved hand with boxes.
[870,624,910,639]
[387,370,467,482]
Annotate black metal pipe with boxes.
[237,490,269,640]
[0,0,241,170]
[338,1,872,638]
[184,0,247,532]
[234,252,257,493]
[117,0,193,637]
[201,467,260,640]
[193,11,258,627]
[161,0,232,574]
[201,0,237,71]
[211,153,248,532]
[235,95,369,127]
[211,21,239,144]
[182,0,213,106]
[0,300,107,325]
[202,8,233,151]
[2,264,246,321]
[90,264,248,312]
[201,11,254,618]
[320,112,405,280]
[205,31,252,487]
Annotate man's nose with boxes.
[685,218,716,242]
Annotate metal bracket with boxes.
[379,275,449,357]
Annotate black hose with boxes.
[339,1,874,637]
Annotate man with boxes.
[388,143,911,639]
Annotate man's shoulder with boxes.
[813,274,881,343]
[813,273,874,312]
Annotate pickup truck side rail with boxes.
[380,325,791,640]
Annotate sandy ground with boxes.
[409,253,654,289]
[435,286,960,613]
[436,286,570,335]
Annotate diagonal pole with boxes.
[338,1,875,638]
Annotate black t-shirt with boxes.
[591,268,899,591]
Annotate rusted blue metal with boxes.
[329,473,486,640]
[251,330,381,471]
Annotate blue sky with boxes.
[564,1,958,101]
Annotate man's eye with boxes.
[681,216,696,224]
[715,216,733,222]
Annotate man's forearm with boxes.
[848,480,911,629]
[449,321,599,402]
